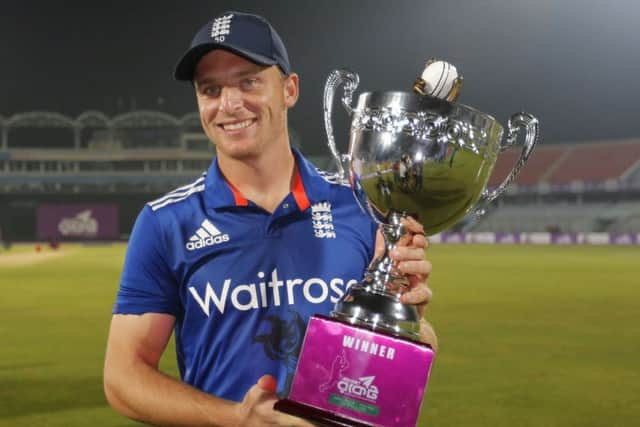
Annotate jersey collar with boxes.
[204,148,332,211]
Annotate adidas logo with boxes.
[186,219,230,251]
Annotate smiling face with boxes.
[193,49,299,162]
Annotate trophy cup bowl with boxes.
[326,69,539,341]
[275,69,539,426]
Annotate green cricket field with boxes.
[0,243,638,426]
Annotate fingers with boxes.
[388,218,437,348]
[411,233,429,250]
[241,376,315,427]
[388,223,433,310]
[389,242,433,317]
[390,244,432,278]
[401,278,432,319]
[397,260,432,277]
[391,246,429,264]
[379,216,428,255]
[402,216,425,235]
[274,413,318,427]
[239,376,278,423]
[243,380,277,411]
[396,218,428,250]
[257,375,278,393]
[419,319,439,350]
[376,217,435,320]
[400,280,432,306]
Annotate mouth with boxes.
[217,118,257,132]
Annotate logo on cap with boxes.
[211,13,233,42]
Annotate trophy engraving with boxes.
[275,61,540,427]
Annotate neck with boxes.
[217,145,296,213]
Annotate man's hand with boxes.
[374,216,437,349]
[235,375,315,426]
[391,216,432,317]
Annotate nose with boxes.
[219,86,243,113]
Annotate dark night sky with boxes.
[1,0,639,155]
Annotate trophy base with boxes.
[274,399,372,427]
[276,315,434,427]
[332,284,421,341]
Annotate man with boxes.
[104,11,435,426]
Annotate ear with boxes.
[283,73,299,108]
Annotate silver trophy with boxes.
[325,61,539,341]
[276,60,538,426]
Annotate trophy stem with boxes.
[332,211,420,340]
[364,211,409,293]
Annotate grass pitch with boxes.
[0,243,638,426]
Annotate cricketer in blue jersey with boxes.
[104,11,435,427]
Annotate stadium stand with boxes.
[488,145,570,188]
[0,110,213,194]
[547,141,640,185]
[489,139,640,191]
[1,110,639,240]
[0,110,215,241]
[0,110,311,241]
[472,139,640,234]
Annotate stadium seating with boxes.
[489,145,569,188]
[1,110,638,238]
[0,110,213,194]
[488,139,640,190]
[547,141,640,184]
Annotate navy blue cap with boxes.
[174,11,291,81]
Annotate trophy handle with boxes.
[323,69,360,181]
[473,112,539,217]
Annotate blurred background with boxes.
[1,0,639,239]
[0,1,638,426]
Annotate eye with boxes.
[200,85,221,97]
[240,77,259,91]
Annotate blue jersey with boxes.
[113,149,377,401]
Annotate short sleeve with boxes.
[112,205,181,316]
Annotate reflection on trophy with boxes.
[275,59,539,426]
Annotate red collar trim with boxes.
[224,178,250,206]
[223,162,310,210]
[292,164,311,211]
